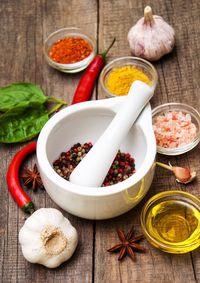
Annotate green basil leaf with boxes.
[0,105,49,143]
[0,82,48,112]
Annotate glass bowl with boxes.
[140,190,200,254]
[44,27,96,73]
[152,103,200,155]
[100,56,158,97]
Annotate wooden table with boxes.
[0,0,200,282]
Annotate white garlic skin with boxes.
[128,7,175,61]
[19,208,78,268]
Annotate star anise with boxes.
[107,226,146,261]
[21,164,43,190]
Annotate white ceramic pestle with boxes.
[70,80,154,187]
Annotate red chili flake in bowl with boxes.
[49,37,93,64]
[153,111,197,148]
[53,142,136,186]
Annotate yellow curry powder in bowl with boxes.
[106,65,151,96]
[100,57,157,97]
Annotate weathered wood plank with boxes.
[0,0,200,282]
[0,0,97,282]
[96,0,200,282]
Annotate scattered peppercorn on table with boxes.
[0,1,200,282]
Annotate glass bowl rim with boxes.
[43,27,96,69]
[140,190,200,252]
[99,56,158,98]
[152,102,200,155]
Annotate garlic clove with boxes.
[175,170,197,184]
[128,6,175,61]
[156,162,197,184]
[19,208,78,268]
[172,166,191,183]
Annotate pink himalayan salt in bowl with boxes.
[152,103,200,155]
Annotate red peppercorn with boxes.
[53,142,136,186]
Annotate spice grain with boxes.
[153,111,197,148]
[53,142,136,186]
[49,36,92,64]
[106,65,151,96]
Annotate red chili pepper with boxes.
[6,39,116,214]
[71,38,116,105]
[6,141,37,214]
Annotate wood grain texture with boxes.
[0,0,200,282]
[96,0,200,283]
[0,1,97,283]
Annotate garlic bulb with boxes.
[19,208,78,268]
[128,6,175,61]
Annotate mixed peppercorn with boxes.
[53,142,136,187]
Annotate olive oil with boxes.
[145,199,200,253]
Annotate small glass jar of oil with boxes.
[141,190,200,254]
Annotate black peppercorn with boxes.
[53,142,136,187]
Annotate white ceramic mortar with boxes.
[37,97,156,219]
